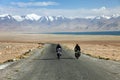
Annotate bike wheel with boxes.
[75,53,80,59]
[57,53,60,59]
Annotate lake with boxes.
[50,31,120,36]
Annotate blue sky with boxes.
[0,0,120,9]
[0,0,120,17]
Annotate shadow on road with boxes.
[32,57,75,60]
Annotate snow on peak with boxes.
[85,16,95,19]
[57,15,65,18]
[0,14,120,22]
[25,14,41,21]
[95,15,111,19]
[0,14,9,17]
[0,14,13,20]
[48,16,54,21]
[13,15,25,21]
[112,14,120,18]
[101,15,111,19]
[39,16,55,22]
[55,15,65,20]
[45,16,49,21]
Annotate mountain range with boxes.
[0,14,120,32]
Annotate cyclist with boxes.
[74,44,81,59]
[56,44,62,59]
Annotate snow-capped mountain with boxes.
[0,14,15,20]
[0,14,120,32]
[12,15,25,21]
[94,15,111,19]
[25,14,41,21]
[111,14,120,18]
[0,14,67,22]
[0,14,119,22]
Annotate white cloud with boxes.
[92,6,107,11]
[11,1,59,7]
[0,6,120,18]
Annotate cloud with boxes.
[11,1,59,7]
[92,7,107,11]
[0,6,120,18]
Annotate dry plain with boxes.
[0,32,120,63]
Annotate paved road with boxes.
[0,44,120,80]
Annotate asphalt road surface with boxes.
[0,44,120,80]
